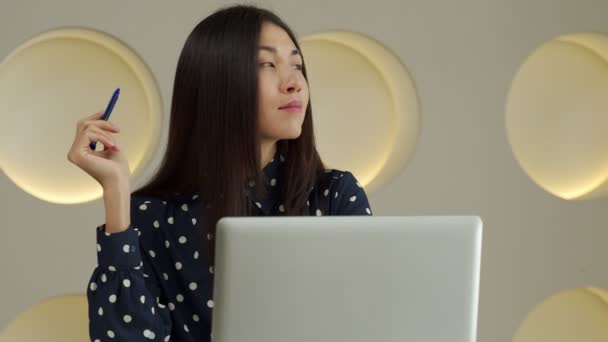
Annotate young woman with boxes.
[68,4,372,342]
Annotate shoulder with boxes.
[130,191,200,209]
[129,192,202,230]
[128,193,166,232]
[315,168,362,193]
[314,169,372,215]
[130,193,169,216]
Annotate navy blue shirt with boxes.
[87,151,372,341]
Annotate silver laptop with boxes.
[211,216,482,342]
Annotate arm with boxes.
[87,195,172,341]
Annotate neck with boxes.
[260,140,277,170]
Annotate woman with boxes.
[68,4,372,342]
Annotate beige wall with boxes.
[1,0,607,341]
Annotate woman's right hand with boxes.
[67,111,131,190]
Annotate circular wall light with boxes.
[0,27,162,204]
[299,31,420,194]
[513,287,608,342]
[0,295,88,342]
[506,33,608,200]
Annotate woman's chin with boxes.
[280,128,302,140]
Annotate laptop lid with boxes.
[211,216,482,342]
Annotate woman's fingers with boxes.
[77,112,120,135]
[87,131,118,151]
[88,125,116,142]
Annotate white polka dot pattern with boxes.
[87,150,372,341]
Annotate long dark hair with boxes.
[132,4,325,264]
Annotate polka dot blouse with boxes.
[87,151,372,342]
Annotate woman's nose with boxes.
[281,70,302,93]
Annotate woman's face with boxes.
[257,21,309,143]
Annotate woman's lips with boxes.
[279,100,303,112]
[279,105,303,112]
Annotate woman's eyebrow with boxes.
[258,45,302,57]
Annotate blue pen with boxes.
[90,87,120,150]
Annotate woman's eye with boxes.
[259,62,302,70]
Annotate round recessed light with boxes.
[506,33,608,200]
[513,287,608,341]
[0,295,89,341]
[300,31,419,194]
[0,27,163,204]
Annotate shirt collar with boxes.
[247,149,284,214]
[174,150,284,213]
